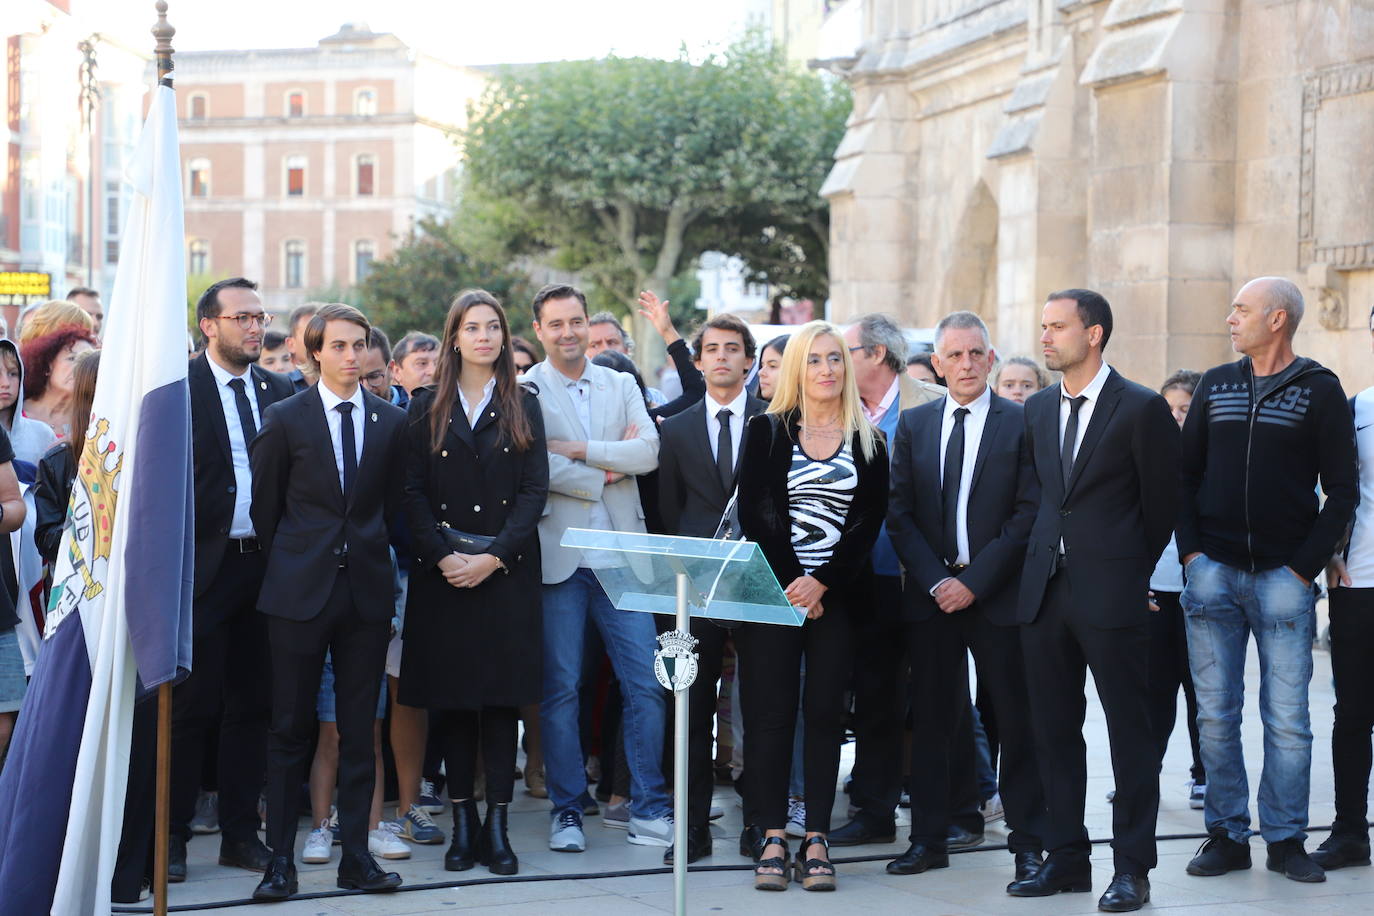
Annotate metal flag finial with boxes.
[152,1,175,86]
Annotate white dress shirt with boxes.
[938,385,992,566]
[206,355,261,538]
[705,387,748,468]
[458,377,497,426]
[318,382,365,492]
[1058,360,1111,554]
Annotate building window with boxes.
[354,240,375,284]
[356,154,375,196]
[188,93,207,120]
[188,157,210,197]
[286,90,305,118]
[106,240,119,264]
[105,192,119,235]
[284,240,305,288]
[285,155,306,197]
[188,239,209,275]
[354,88,377,117]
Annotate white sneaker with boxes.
[301,819,333,864]
[368,821,411,860]
[1188,780,1206,810]
[550,808,586,852]
[785,798,807,838]
[627,813,674,847]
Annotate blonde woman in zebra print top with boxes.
[735,321,889,893]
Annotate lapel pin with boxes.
[371,412,378,422]
[260,381,267,390]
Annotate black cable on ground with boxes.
[110,822,1346,913]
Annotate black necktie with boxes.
[941,407,969,565]
[226,377,257,443]
[715,408,734,493]
[336,402,357,498]
[1061,395,1086,488]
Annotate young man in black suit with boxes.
[165,278,296,882]
[1011,290,1179,912]
[249,304,408,900]
[657,314,764,865]
[884,311,1045,884]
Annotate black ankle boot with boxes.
[445,799,480,871]
[480,802,518,875]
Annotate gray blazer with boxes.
[524,358,660,585]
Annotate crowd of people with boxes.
[0,276,1370,913]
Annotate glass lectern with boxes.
[558,528,801,914]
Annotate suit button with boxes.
[473,505,482,512]
[441,450,448,457]
[227,485,236,494]
[332,548,341,556]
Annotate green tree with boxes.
[359,217,531,342]
[459,34,849,320]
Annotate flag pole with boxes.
[149,10,177,916]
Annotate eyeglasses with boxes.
[360,370,388,383]
[847,345,868,353]
[213,313,273,330]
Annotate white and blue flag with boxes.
[0,82,194,916]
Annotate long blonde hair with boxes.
[766,320,879,461]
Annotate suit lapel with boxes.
[970,393,1002,492]
[303,387,346,509]
[350,391,387,511]
[683,401,721,497]
[448,397,477,453]
[249,365,278,413]
[190,355,232,465]
[921,401,945,508]
[1038,387,1066,505]
[537,362,587,440]
[1064,372,1123,500]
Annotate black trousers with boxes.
[846,575,907,823]
[736,596,854,834]
[111,694,159,901]
[1147,590,1205,783]
[434,706,519,804]
[1329,587,1374,843]
[264,570,389,858]
[684,619,728,830]
[169,549,270,844]
[1021,570,1158,874]
[908,608,1046,853]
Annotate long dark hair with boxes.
[428,290,533,453]
[68,350,101,458]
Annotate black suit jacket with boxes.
[887,391,1037,625]
[189,354,295,602]
[657,394,767,538]
[249,385,407,622]
[1017,368,1180,626]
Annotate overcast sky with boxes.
[88,0,765,65]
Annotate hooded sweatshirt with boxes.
[1177,355,1358,582]
[0,338,57,481]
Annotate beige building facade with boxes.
[176,24,485,312]
[812,0,1374,390]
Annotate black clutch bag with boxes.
[437,523,495,555]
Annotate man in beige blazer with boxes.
[522,284,673,856]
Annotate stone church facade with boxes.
[818,0,1374,389]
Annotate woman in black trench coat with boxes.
[400,289,548,876]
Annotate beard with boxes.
[216,339,260,370]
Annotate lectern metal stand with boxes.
[559,528,802,916]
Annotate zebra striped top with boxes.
[788,442,857,572]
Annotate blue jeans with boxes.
[1181,555,1316,844]
[541,569,669,820]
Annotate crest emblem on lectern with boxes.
[653,629,699,692]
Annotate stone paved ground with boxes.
[136,600,1374,914]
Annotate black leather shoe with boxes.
[885,842,949,875]
[664,825,712,865]
[1010,851,1045,885]
[336,851,402,892]
[830,814,897,847]
[167,835,187,884]
[1098,873,1148,912]
[946,825,984,849]
[480,803,518,875]
[1186,831,1251,876]
[1310,837,1372,871]
[739,824,766,861]
[445,799,481,871]
[1006,858,1092,897]
[251,855,297,902]
[1265,839,1326,883]
[219,835,272,872]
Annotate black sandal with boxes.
[794,835,836,891]
[753,836,790,891]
